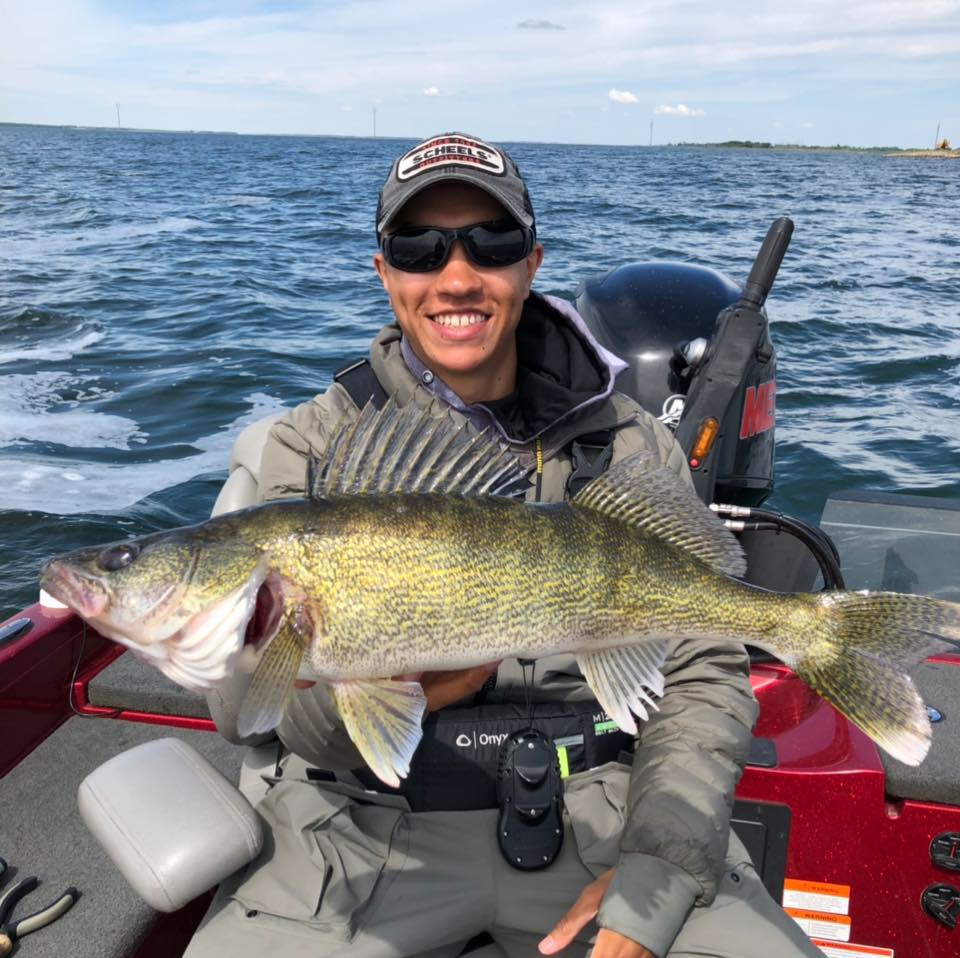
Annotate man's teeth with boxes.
[431,313,488,328]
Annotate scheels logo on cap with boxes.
[397,134,506,181]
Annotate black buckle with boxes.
[566,431,614,498]
[496,729,564,870]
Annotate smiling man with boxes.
[194,133,819,958]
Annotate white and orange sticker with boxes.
[811,940,893,958]
[783,878,851,915]
[786,908,852,942]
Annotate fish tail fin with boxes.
[791,592,960,766]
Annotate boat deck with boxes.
[0,714,240,958]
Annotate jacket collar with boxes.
[369,291,629,447]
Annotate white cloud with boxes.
[802,121,815,128]
[655,103,705,117]
[608,88,638,104]
[423,86,442,96]
[518,18,565,30]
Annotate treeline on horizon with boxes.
[668,140,919,153]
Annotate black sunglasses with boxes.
[380,220,535,273]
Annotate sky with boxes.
[2,0,959,148]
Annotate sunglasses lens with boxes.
[464,223,531,267]
[384,228,449,272]
[383,221,532,272]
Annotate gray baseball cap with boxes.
[376,132,536,237]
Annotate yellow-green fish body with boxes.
[41,401,960,786]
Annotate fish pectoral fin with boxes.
[330,678,427,788]
[236,614,306,738]
[576,641,668,735]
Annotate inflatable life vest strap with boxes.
[334,358,388,411]
[566,431,614,498]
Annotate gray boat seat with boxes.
[212,413,283,516]
[79,737,263,913]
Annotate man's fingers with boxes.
[420,662,500,711]
[538,870,615,955]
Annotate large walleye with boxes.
[42,401,960,786]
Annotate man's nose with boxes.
[435,241,482,295]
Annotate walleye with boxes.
[41,401,960,787]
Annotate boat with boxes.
[2,220,959,958]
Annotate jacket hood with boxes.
[370,291,628,446]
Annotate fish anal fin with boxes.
[331,678,427,787]
[576,641,669,736]
[573,454,746,578]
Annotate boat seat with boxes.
[0,717,243,958]
[881,659,960,807]
[212,412,283,516]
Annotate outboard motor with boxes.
[576,219,792,509]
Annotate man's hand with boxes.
[538,870,657,958]
[294,662,499,712]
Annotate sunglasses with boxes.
[380,220,535,273]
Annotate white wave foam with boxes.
[1,217,202,261]
[223,195,270,207]
[0,393,288,515]
[0,327,104,366]
[0,371,142,449]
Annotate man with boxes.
[190,133,818,958]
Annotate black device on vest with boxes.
[496,727,565,870]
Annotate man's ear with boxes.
[374,251,390,291]
[525,243,544,287]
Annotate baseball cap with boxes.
[376,132,536,237]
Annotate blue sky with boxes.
[2,0,959,147]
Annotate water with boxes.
[2,124,959,619]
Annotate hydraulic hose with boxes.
[712,504,846,590]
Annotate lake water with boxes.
[1,124,958,618]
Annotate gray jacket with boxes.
[210,296,757,957]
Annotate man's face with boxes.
[374,181,543,400]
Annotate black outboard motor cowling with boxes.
[575,262,741,430]
[575,228,787,509]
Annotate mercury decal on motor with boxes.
[397,135,506,180]
[739,380,776,439]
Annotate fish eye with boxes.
[98,543,140,572]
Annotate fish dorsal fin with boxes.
[309,397,528,499]
[573,452,747,577]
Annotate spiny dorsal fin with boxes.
[573,452,747,577]
[309,398,529,499]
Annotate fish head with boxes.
[40,524,268,689]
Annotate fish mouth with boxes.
[40,560,109,619]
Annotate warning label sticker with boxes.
[786,908,852,942]
[811,940,894,958]
[783,879,851,915]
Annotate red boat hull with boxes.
[3,605,958,957]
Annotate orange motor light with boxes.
[689,418,720,470]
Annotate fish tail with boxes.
[788,591,960,767]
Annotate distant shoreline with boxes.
[1,121,955,154]
[669,140,960,158]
